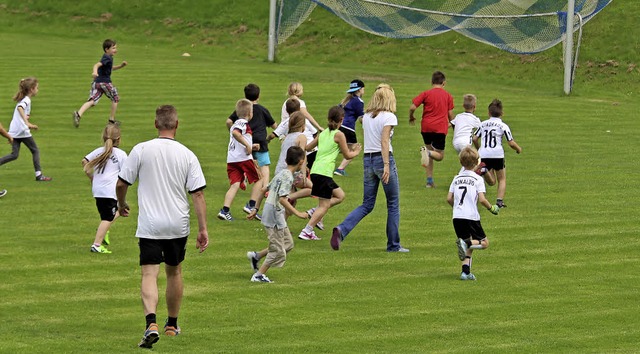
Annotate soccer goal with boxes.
[268,0,613,94]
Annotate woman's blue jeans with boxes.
[336,153,401,251]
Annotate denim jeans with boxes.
[337,153,401,251]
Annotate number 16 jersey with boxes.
[474,117,514,159]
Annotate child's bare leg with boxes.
[484,169,496,186]
[223,182,241,209]
[93,219,114,246]
[109,101,118,122]
[77,101,94,117]
[249,180,263,204]
[328,187,345,207]
[495,168,507,200]
[307,198,332,229]
[337,157,351,171]
[259,165,270,189]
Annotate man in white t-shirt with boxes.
[447,147,499,281]
[116,105,209,349]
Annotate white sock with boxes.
[470,245,484,249]
[35,171,42,177]
[303,225,313,233]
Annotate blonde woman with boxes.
[331,84,408,253]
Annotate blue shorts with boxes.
[252,151,271,167]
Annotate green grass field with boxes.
[0,1,638,353]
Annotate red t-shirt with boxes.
[412,87,454,134]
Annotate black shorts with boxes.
[139,237,188,266]
[95,198,117,222]
[421,132,446,151]
[310,173,339,199]
[481,158,505,171]
[339,126,357,144]
[453,219,487,241]
[306,150,317,170]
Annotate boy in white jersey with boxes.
[472,99,522,208]
[451,94,481,153]
[218,99,263,221]
[447,147,499,281]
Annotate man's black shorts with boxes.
[139,237,188,266]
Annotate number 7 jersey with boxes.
[449,170,486,221]
[474,117,514,159]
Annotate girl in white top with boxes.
[274,111,313,212]
[0,77,52,181]
[279,82,323,132]
[83,124,128,253]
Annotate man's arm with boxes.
[116,179,130,217]
[190,190,209,253]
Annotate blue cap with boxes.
[346,79,365,93]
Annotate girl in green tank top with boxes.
[298,106,362,241]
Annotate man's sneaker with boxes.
[72,111,81,128]
[0,189,6,198]
[90,244,112,254]
[330,227,342,250]
[298,229,321,240]
[254,213,262,221]
[164,323,181,336]
[497,201,507,208]
[217,209,234,221]
[242,202,254,214]
[247,251,259,273]
[251,273,273,283]
[138,323,160,348]
[420,146,430,167]
[460,272,476,281]
[316,218,325,231]
[333,168,346,176]
[474,162,487,176]
[108,119,121,126]
[426,181,435,188]
[456,238,468,261]
[35,175,52,182]
[102,231,110,246]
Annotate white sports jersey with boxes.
[362,111,396,153]
[85,146,128,199]
[8,96,32,138]
[281,98,306,121]
[475,117,514,159]
[273,117,317,154]
[449,170,486,221]
[119,138,206,240]
[227,118,253,163]
[451,112,481,151]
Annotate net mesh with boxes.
[276,0,612,54]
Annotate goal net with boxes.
[275,0,612,54]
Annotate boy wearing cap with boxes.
[334,79,365,176]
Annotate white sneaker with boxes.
[298,230,321,240]
[251,273,273,283]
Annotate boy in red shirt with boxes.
[409,71,454,188]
